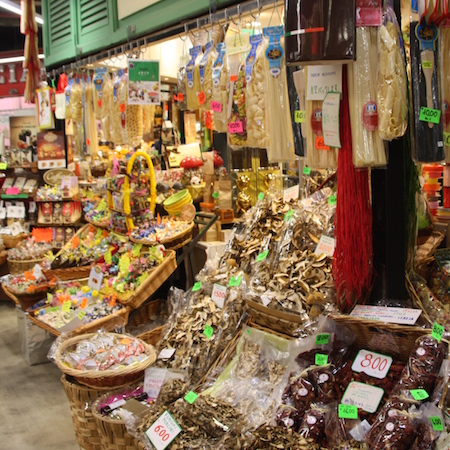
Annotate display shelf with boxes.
[1,193,32,199]
[34,198,78,203]
[33,221,83,228]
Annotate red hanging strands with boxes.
[21,0,40,103]
[333,66,373,312]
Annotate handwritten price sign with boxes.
[352,349,392,379]
[145,410,182,450]
[228,121,243,134]
[211,101,222,112]
[211,283,227,308]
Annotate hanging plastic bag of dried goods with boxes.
[440,23,450,161]
[410,20,444,162]
[84,77,99,157]
[110,71,125,145]
[246,33,269,148]
[101,71,113,142]
[185,45,203,110]
[68,76,82,123]
[177,48,189,111]
[142,104,154,137]
[211,42,228,132]
[197,40,215,109]
[348,27,387,168]
[121,73,143,148]
[93,67,107,121]
[226,32,249,149]
[263,26,296,162]
[376,0,408,141]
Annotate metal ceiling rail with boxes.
[47,0,282,75]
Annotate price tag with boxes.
[77,310,86,320]
[258,192,264,201]
[62,300,71,313]
[80,298,88,309]
[410,389,429,401]
[10,222,23,236]
[197,91,206,105]
[211,283,227,308]
[228,275,242,287]
[211,101,222,112]
[342,381,384,413]
[422,60,433,69]
[33,264,43,280]
[352,349,393,380]
[430,416,444,431]
[145,410,182,450]
[315,135,330,150]
[158,348,176,360]
[329,195,337,205]
[144,367,167,399]
[256,250,269,262]
[184,391,198,404]
[283,185,299,203]
[316,333,330,345]
[306,65,342,101]
[431,322,444,342]
[314,235,335,258]
[203,325,214,339]
[338,404,358,419]
[105,250,112,265]
[419,107,441,124]
[322,92,341,148]
[303,166,311,175]
[192,281,202,292]
[29,201,36,213]
[0,208,6,219]
[6,187,20,195]
[295,110,306,123]
[228,121,243,133]
[315,353,328,366]
[88,266,104,291]
[284,210,295,222]
[0,162,7,170]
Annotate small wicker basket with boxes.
[2,232,29,249]
[7,256,45,274]
[2,284,47,310]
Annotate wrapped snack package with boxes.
[186,45,202,111]
[177,53,188,111]
[110,71,125,145]
[198,40,215,109]
[212,42,228,133]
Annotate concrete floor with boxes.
[0,301,79,450]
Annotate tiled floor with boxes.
[0,301,79,449]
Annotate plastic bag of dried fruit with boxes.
[211,42,228,132]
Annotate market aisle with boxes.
[0,301,79,450]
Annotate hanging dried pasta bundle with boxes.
[348,27,387,168]
[64,82,73,120]
[441,26,450,160]
[120,74,143,148]
[85,80,99,156]
[177,56,188,111]
[142,104,155,136]
[376,3,408,141]
[101,74,113,142]
[186,45,202,110]
[110,73,125,145]
[93,68,107,121]
[69,78,82,123]
[263,27,295,162]
[212,42,228,133]
[246,34,269,149]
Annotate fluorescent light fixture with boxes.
[0,0,44,24]
[0,53,45,64]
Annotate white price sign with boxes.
[158,348,176,360]
[144,367,167,399]
[211,283,227,309]
[306,64,342,101]
[88,265,103,291]
[342,381,384,414]
[352,349,392,380]
[6,205,25,219]
[10,222,23,236]
[145,410,182,450]
[33,264,43,280]
[314,235,335,257]
[283,185,299,203]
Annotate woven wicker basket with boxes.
[43,265,92,281]
[7,256,45,274]
[2,232,29,249]
[0,250,7,266]
[61,374,109,450]
[85,216,110,229]
[28,306,130,337]
[2,284,46,310]
[136,325,164,346]
[329,314,431,361]
[55,332,156,388]
[92,386,146,450]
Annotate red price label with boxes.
[153,425,170,442]
[211,100,222,112]
[228,121,243,134]
[198,91,206,105]
[315,135,330,151]
[211,283,227,308]
[352,349,392,380]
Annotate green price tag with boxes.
[430,416,444,431]
[422,60,433,69]
[62,301,71,313]
[132,244,142,257]
[338,404,358,419]
[256,250,269,262]
[329,195,337,205]
[410,389,429,401]
[316,333,330,345]
[444,132,450,147]
[78,311,86,320]
[295,110,306,123]
[258,192,264,201]
[192,281,202,292]
[315,353,328,366]
[284,210,295,222]
[246,328,251,334]
[105,250,112,265]
[303,166,311,175]
[184,391,198,404]
[0,162,7,170]
[47,293,53,303]
[419,107,441,124]
[212,191,219,199]
[431,322,444,342]
[228,275,242,287]
[48,306,60,312]
[203,325,214,339]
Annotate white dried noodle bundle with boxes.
[247,44,269,149]
[212,63,228,132]
[85,82,99,156]
[186,54,202,111]
[142,105,155,135]
[69,81,82,123]
[101,76,113,142]
[348,27,387,167]
[110,76,125,145]
[377,22,408,141]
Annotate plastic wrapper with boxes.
[429,249,450,305]
[186,45,203,111]
[142,104,155,136]
[211,42,228,133]
[93,68,106,121]
[441,26,450,160]
[85,80,99,156]
[284,0,356,65]
[177,54,188,111]
[245,34,268,148]
[287,65,305,157]
[68,77,82,123]
[101,74,113,142]
[411,21,445,162]
[263,27,296,163]
[409,403,445,449]
[376,2,408,141]
[198,40,215,109]
[110,72,125,145]
[348,27,387,167]
[118,74,143,148]
[430,359,450,406]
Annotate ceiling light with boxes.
[0,0,44,24]
[0,53,45,64]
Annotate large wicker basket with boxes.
[43,265,92,281]
[2,284,47,310]
[7,256,45,274]
[0,250,7,266]
[61,374,109,450]
[2,232,29,249]
[54,332,157,388]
